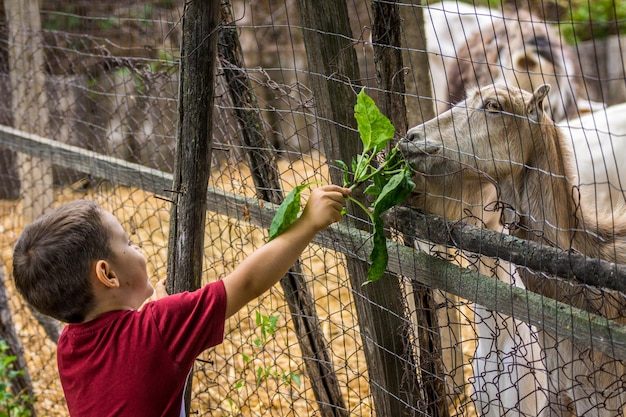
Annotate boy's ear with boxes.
[94,260,120,288]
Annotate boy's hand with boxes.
[300,185,350,232]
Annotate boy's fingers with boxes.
[319,186,351,206]
[326,184,351,197]
[325,187,349,210]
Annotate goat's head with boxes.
[400,83,551,186]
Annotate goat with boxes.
[398,124,549,417]
[562,102,626,210]
[428,4,599,122]
[424,1,500,115]
[399,83,626,416]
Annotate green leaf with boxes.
[291,372,302,387]
[351,158,359,176]
[268,183,314,241]
[367,168,415,283]
[354,88,395,154]
[369,169,389,196]
[282,371,302,388]
[367,217,389,282]
[335,159,350,187]
[373,167,416,218]
[363,183,380,196]
[267,314,279,335]
[383,146,405,170]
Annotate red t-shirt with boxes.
[57,280,227,417]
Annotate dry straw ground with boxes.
[0,154,476,416]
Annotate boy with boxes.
[12,184,350,417]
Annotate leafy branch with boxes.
[269,88,415,283]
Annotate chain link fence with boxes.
[1,0,626,416]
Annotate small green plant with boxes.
[0,340,32,417]
[233,312,302,390]
[269,88,415,283]
[253,310,279,347]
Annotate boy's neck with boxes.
[82,304,134,323]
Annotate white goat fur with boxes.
[400,83,626,416]
[424,2,599,121]
[563,102,626,210]
[424,2,500,115]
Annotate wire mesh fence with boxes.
[1,0,626,416]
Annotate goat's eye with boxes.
[484,100,501,112]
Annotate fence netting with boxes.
[1,1,626,416]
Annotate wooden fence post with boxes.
[399,0,436,126]
[219,3,348,416]
[166,1,220,415]
[372,2,449,416]
[295,1,424,415]
[4,0,53,223]
[3,2,51,413]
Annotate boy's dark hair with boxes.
[13,200,112,323]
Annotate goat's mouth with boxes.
[398,139,441,164]
[398,138,441,154]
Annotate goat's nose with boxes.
[399,124,441,156]
[404,125,424,143]
[399,125,425,154]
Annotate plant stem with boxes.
[349,147,403,191]
[346,196,374,222]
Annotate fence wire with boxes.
[1,1,626,416]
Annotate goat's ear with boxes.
[528,84,551,122]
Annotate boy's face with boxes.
[100,210,154,308]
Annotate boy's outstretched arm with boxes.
[222,184,350,318]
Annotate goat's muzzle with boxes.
[399,125,441,160]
